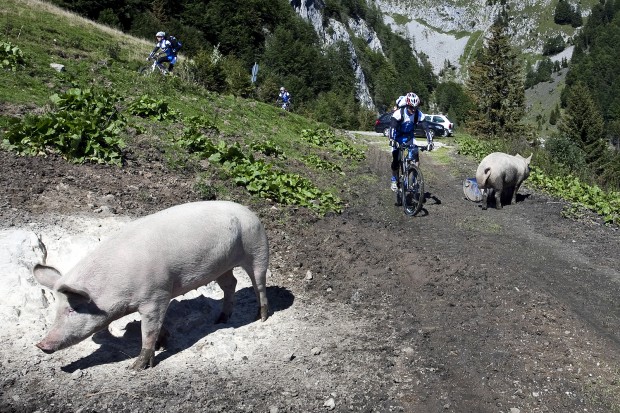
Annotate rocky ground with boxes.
[1,135,619,412]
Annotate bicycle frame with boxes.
[140,55,169,76]
[395,140,425,216]
[276,99,291,111]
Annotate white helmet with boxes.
[405,92,420,108]
[156,31,166,37]
[280,87,285,92]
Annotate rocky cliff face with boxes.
[291,0,380,109]
[290,0,593,107]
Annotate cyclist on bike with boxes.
[389,92,433,191]
[276,87,291,110]
[147,31,177,74]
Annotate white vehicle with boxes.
[424,114,454,136]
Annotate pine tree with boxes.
[466,18,526,140]
[151,0,167,23]
[554,0,573,25]
[549,105,559,125]
[558,82,608,174]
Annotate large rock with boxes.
[0,230,49,321]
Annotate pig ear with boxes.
[526,153,533,163]
[57,284,92,303]
[33,264,62,289]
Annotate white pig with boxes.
[33,201,269,370]
[475,152,532,210]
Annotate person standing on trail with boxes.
[148,31,178,73]
[388,92,434,191]
[276,87,291,110]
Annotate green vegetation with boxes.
[432,81,474,127]
[542,35,566,56]
[530,169,620,224]
[299,129,365,161]
[466,18,526,140]
[459,30,484,69]
[391,13,412,26]
[4,88,127,165]
[0,41,24,71]
[554,0,583,27]
[31,0,435,129]
[2,0,619,224]
[560,0,620,191]
[524,57,566,89]
[0,0,367,216]
[175,124,346,214]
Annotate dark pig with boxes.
[476,152,532,210]
[33,201,269,370]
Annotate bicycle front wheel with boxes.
[403,163,425,216]
[138,65,154,76]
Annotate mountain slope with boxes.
[0,0,368,216]
[374,0,598,78]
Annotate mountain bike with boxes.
[394,139,426,216]
[276,99,291,112]
[139,55,169,76]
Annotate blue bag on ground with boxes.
[463,178,482,202]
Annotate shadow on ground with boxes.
[60,286,294,372]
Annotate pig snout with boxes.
[35,328,86,354]
[36,340,57,354]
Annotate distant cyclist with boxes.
[147,31,177,74]
[389,92,433,191]
[276,87,291,110]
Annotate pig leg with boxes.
[215,269,237,324]
[512,183,522,204]
[494,185,503,209]
[481,189,488,210]
[131,298,171,370]
[243,261,269,322]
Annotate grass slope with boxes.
[0,0,372,215]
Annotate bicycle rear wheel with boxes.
[403,163,425,216]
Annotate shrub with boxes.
[545,135,586,172]
[0,41,25,71]
[186,49,226,93]
[3,88,127,165]
[128,95,179,121]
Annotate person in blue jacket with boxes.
[276,87,291,110]
[148,31,178,73]
[389,92,433,191]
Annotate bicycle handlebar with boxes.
[394,140,428,151]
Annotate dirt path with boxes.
[1,140,619,412]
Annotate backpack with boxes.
[168,35,182,54]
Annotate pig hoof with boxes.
[257,305,269,322]
[130,348,155,370]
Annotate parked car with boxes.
[374,112,446,139]
[423,114,453,136]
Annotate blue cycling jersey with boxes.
[390,107,423,144]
